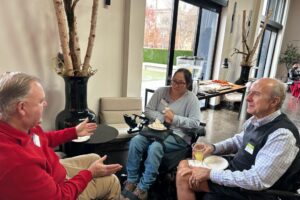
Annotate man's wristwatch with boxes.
[211,144,216,153]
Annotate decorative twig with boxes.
[53,0,98,77]
[53,0,73,76]
[232,48,248,56]
[242,10,247,61]
[82,0,99,76]
[232,10,272,66]
[247,11,272,64]
[69,0,82,75]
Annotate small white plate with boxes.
[72,136,90,143]
[188,159,205,167]
[188,155,228,170]
[203,155,229,170]
[148,124,167,131]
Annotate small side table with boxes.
[87,124,118,144]
[63,124,119,157]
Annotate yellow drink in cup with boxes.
[192,143,205,161]
[194,151,204,161]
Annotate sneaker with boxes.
[124,182,136,192]
[133,187,148,200]
[120,182,137,200]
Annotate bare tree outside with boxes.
[142,0,199,104]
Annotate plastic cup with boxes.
[192,143,205,161]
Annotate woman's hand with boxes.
[75,118,97,137]
[164,108,174,124]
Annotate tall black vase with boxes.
[56,76,96,157]
[55,76,96,130]
[235,65,251,85]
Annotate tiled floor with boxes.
[201,92,300,144]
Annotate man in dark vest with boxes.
[176,78,300,200]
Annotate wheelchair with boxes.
[235,152,300,200]
[123,114,206,200]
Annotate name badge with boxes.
[32,134,41,147]
[160,98,169,107]
[245,143,254,155]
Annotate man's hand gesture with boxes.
[88,155,122,177]
[75,118,97,137]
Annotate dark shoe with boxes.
[133,187,148,200]
[120,182,137,200]
[124,182,136,192]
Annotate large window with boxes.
[142,0,173,99]
[255,0,285,78]
[196,8,219,80]
[142,0,225,99]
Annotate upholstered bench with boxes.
[99,97,142,140]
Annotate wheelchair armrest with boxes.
[185,125,206,143]
[240,188,300,198]
[200,122,206,127]
[264,189,300,197]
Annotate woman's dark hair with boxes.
[173,68,193,91]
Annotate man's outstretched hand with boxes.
[88,155,122,178]
[75,118,97,137]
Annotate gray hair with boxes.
[270,79,286,109]
[0,72,40,121]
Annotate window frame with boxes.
[255,0,286,78]
[165,0,226,85]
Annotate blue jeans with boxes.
[126,134,188,191]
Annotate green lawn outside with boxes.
[142,68,166,81]
[142,48,193,81]
[143,48,193,64]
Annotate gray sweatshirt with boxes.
[145,86,201,142]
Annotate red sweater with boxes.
[0,121,93,200]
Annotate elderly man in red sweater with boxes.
[0,72,122,200]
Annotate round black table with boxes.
[64,124,118,157]
[87,124,118,144]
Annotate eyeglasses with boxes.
[171,79,186,86]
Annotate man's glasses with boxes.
[171,79,186,86]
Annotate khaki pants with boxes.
[60,153,121,200]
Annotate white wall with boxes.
[281,0,300,50]
[215,0,262,82]
[0,0,146,130]
[217,0,300,82]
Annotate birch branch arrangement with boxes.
[232,10,272,67]
[53,0,99,76]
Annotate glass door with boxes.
[142,0,174,102]
[195,8,219,80]
[166,0,221,83]
[142,0,223,104]
[172,1,199,78]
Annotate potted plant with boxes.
[279,43,300,77]
[52,0,100,130]
[232,10,271,85]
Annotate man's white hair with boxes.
[0,72,40,121]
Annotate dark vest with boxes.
[230,114,300,191]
